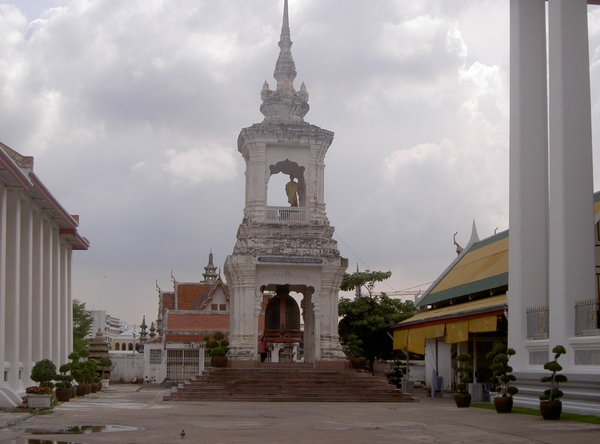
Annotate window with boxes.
[128,343,133,351]
[150,349,162,364]
[220,304,226,311]
[211,304,218,310]
[114,342,120,350]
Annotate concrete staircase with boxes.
[163,366,417,402]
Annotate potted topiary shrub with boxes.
[539,345,568,420]
[454,352,473,408]
[84,359,100,393]
[67,351,86,397]
[206,332,230,367]
[486,344,518,413]
[54,364,74,402]
[28,359,57,408]
[99,357,113,389]
[344,334,365,370]
[70,350,97,395]
[390,359,404,389]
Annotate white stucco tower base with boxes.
[224,1,347,367]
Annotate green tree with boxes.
[340,270,392,297]
[73,299,93,352]
[338,293,415,373]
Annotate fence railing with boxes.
[166,349,201,381]
[526,306,549,340]
[575,299,600,336]
[266,206,306,223]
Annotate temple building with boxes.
[0,142,88,407]
[507,0,600,415]
[143,252,268,382]
[224,0,348,367]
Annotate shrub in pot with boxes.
[54,364,74,402]
[206,332,230,367]
[344,334,365,369]
[28,359,57,408]
[69,350,98,395]
[390,359,404,389]
[539,345,567,420]
[99,357,113,388]
[486,344,518,413]
[30,359,57,390]
[454,352,473,408]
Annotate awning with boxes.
[392,294,505,354]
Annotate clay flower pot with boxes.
[55,388,72,402]
[349,358,365,370]
[212,356,228,368]
[540,401,562,420]
[494,396,513,413]
[76,385,86,397]
[454,393,472,408]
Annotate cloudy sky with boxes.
[2,0,600,326]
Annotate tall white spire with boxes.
[259,0,310,123]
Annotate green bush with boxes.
[30,359,57,388]
[486,344,518,397]
[540,345,568,402]
[455,353,473,394]
[205,332,230,358]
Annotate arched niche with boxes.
[268,159,306,207]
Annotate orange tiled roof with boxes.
[162,292,175,311]
[176,283,212,310]
[167,313,230,332]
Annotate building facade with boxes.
[508,0,600,414]
[0,142,88,407]
[87,310,127,348]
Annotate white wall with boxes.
[109,352,144,383]
[424,339,453,391]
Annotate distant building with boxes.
[87,310,127,347]
[0,142,89,407]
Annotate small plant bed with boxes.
[471,404,600,424]
[4,405,56,415]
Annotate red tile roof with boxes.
[176,283,212,310]
[167,313,230,333]
[162,292,175,312]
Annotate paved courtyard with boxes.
[1,385,599,444]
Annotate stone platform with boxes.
[163,367,416,402]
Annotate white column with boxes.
[59,240,69,365]
[66,247,73,359]
[19,199,33,389]
[508,0,549,371]
[547,0,595,362]
[318,267,346,361]
[31,209,44,363]
[0,184,7,388]
[42,218,53,358]
[224,258,258,361]
[51,225,61,362]
[5,189,21,390]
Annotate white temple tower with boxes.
[224,0,348,367]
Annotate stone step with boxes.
[164,367,417,402]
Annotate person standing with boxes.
[259,337,268,362]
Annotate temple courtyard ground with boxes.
[1,384,599,444]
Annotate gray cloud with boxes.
[1,0,599,323]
